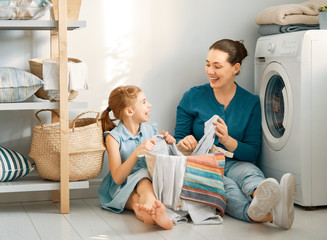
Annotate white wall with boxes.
[69,0,303,131]
[0,0,304,199]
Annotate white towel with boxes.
[69,61,88,91]
[42,60,88,91]
[152,154,187,210]
[43,60,60,90]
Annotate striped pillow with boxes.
[0,146,35,182]
[0,67,44,103]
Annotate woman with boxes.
[174,39,296,229]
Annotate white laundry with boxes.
[152,154,187,210]
[69,61,88,91]
[147,134,225,224]
[43,60,60,90]
[165,208,189,224]
[182,200,223,225]
[42,60,88,91]
[192,114,219,155]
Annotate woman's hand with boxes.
[161,130,176,144]
[213,117,237,152]
[177,135,198,152]
[213,117,229,145]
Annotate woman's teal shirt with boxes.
[174,83,262,163]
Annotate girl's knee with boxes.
[138,177,152,185]
[136,178,153,193]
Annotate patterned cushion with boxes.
[0,67,44,102]
[0,146,35,182]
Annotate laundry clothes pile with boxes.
[137,115,233,225]
[255,0,327,35]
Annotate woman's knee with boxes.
[228,161,264,179]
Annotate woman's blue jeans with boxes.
[223,160,266,222]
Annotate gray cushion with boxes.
[0,67,44,102]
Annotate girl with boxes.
[98,85,174,230]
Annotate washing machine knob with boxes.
[268,43,276,53]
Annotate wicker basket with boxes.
[28,58,80,101]
[29,109,106,181]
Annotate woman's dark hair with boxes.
[209,39,248,74]
[100,85,142,132]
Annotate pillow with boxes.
[0,67,44,103]
[0,146,35,182]
[0,0,53,20]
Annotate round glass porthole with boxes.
[259,62,293,151]
[264,75,285,138]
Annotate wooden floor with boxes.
[1,198,326,240]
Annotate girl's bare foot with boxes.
[134,203,155,225]
[150,200,173,230]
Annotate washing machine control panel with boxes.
[280,40,299,55]
[256,38,300,58]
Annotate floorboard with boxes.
[0,198,326,240]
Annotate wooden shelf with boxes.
[0,101,88,111]
[0,20,86,31]
[0,176,89,193]
[0,4,87,213]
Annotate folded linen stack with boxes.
[42,60,88,100]
[255,0,327,36]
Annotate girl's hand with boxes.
[161,130,176,144]
[177,135,198,152]
[138,138,156,152]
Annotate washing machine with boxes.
[254,30,327,207]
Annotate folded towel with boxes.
[180,153,226,216]
[43,60,60,90]
[42,60,88,91]
[255,0,327,25]
[258,24,319,36]
[69,61,88,91]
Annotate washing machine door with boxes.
[260,62,293,151]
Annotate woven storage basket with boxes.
[28,58,80,101]
[29,109,106,181]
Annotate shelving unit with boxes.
[0,101,87,110]
[0,176,89,193]
[0,20,85,30]
[0,1,87,213]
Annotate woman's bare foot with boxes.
[134,203,155,225]
[150,200,173,230]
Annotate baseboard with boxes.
[0,178,102,203]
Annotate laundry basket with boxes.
[28,58,80,101]
[29,109,106,181]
